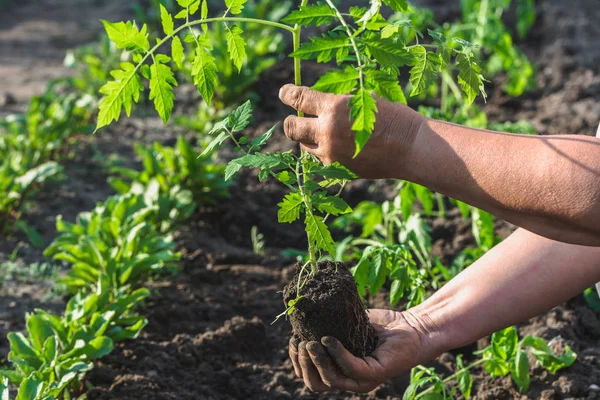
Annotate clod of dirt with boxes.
[283,261,378,358]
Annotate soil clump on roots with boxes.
[283,261,378,358]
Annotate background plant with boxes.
[405,326,576,399]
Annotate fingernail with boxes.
[322,336,336,349]
[306,341,322,355]
[299,341,308,352]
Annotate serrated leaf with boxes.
[177,0,196,7]
[191,43,218,106]
[362,36,413,67]
[457,52,486,104]
[189,0,200,14]
[289,32,350,63]
[278,193,304,223]
[305,214,335,256]
[366,70,406,104]
[358,0,382,26]
[313,194,351,216]
[224,161,243,180]
[171,36,185,69]
[282,2,336,26]
[250,124,277,151]
[160,5,174,35]
[312,66,359,94]
[228,100,253,132]
[201,131,229,156]
[383,0,409,12]
[226,25,247,72]
[208,118,229,136]
[231,153,287,169]
[97,62,144,130]
[311,162,357,180]
[201,0,209,31]
[102,20,150,52]
[349,89,378,156]
[225,0,247,14]
[149,60,178,124]
[409,46,440,97]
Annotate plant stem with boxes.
[291,0,319,274]
[415,358,488,399]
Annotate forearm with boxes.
[401,119,600,246]
[411,229,600,356]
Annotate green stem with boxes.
[415,358,488,399]
[324,0,364,88]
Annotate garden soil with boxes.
[0,0,599,398]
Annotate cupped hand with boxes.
[278,84,426,179]
[288,309,431,393]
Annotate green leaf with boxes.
[456,355,473,398]
[516,0,536,39]
[312,66,359,94]
[383,0,409,12]
[171,36,185,69]
[189,0,200,14]
[349,89,378,156]
[16,373,43,400]
[97,62,144,130]
[249,124,277,151]
[191,43,218,106]
[0,377,9,400]
[313,194,351,216]
[201,131,229,156]
[101,20,150,52]
[226,25,247,72]
[149,59,178,124]
[305,214,335,256]
[289,32,350,63]
[409,46,440,97]
[228,100,253,132]
[15,221,45,249]
[224,161,243,180]
[492,326,518,361]
[457,52,486,105]
[512,349,530,393]
[521,336,577,373]
[485,355,511,377]
[282,2,337,26]
[177,0,196,7]
[366,70,406,104]
[362,37,413,68]
[225,0,247,14]
[311,162,357,180]
[26,315,54,351]
[230,153,287,169]
[584,287,600,313]
[278,193,304,223]
[390,279,404,306]
[357,0,382,26]
[160,4,174,35]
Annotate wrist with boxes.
[402,296,458,362]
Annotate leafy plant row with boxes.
[0,133,225,398]
[0,84,94,235]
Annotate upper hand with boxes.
[288,309,432,393]
[278,84,426,179]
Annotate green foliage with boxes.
[109,137,228,206]
[406,327,576,399]
[334,194,437,307]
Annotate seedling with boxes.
[406,326,576,399]
[95,0,487,357]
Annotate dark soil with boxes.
[283,261,378,358]
[0,0,599,398]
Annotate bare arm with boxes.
[291,229,600,392]
[279,85,600,246]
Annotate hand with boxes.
[278,84,426,179]
[288,309,433,393]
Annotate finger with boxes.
[322,336,371,380]
[299,342,330,392]
[289,338,302,378]
[279,84,336,116]
[284,115,319,145]
[306,341,362,392]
